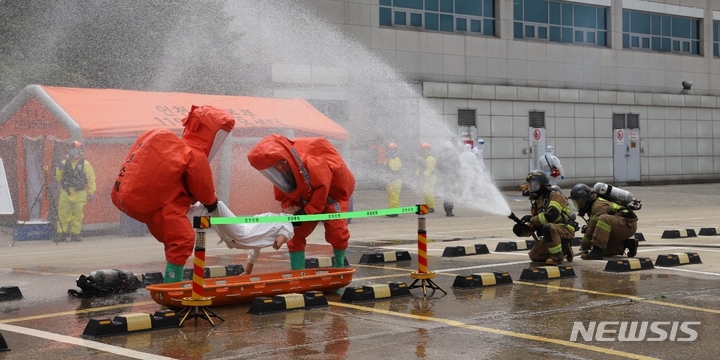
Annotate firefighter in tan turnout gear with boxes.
[569,183,639,260]
[514,171,576,265]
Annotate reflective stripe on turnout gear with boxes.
[596,220,612,233]
[548,243,562,254]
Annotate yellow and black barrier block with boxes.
[519,265,575,281]
[699,228,720,236]
[661,229,697,239]
[340,282,411,302]
[247,291,328,315]
[655,252,702,267]
[442,244,490,257]
[182,264,245,280]
[82,309,179,338]
[0,332,9,351]
[451,272,513,288]
[604,257,655,272]
[305,256,350,268]
[495,240,535,252]
[0,286,23,302]
[359,251,412,264]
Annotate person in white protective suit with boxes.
[471,138,486,172]
[538,145,565,186]
[187,201,294,275]
[459,144,479,200]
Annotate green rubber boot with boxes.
[289,251,306,270]
[164,262,184,283]
[333,249,348,295]
[333,249,347,268]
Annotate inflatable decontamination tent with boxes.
[0,85,349,233]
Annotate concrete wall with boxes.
[425,82,720,188]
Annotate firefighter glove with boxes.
[292,208,307,227]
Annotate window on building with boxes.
[458,108,476,126]
[622,10,699,55]
[613,113,639,129]
[513,0,607,47]
[379,0,496,36]
[714,21,720,57]
[529,111,545,127]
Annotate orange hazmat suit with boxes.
[111,105,235,268]
[247,135,355,254]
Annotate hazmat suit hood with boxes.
[181,105,236,161]
[546,145,554,155]
[247,134,302,194]
[463,144,472,152]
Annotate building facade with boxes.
[257,0,720,188]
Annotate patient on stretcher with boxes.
[187,201,294,275]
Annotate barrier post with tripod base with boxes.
[408,204,446,296]
[177,216,225,327]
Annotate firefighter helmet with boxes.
[569,183,597,214]
[68,141,84,159]
[525,170,552,200]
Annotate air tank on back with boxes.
[593,182,634,203]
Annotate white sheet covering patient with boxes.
[187,201,294,274]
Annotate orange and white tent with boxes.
[0,85,348,231]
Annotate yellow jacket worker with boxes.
[55,141,96,242]
[416,143,437,212]
[384,143,402,214]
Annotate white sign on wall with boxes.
[532,128,543,145]
[615,129,625,145]
[0,158,14,215]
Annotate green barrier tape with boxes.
[208,206,420,225]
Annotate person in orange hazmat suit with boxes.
[246,134,356,271]
[111,105,235,282]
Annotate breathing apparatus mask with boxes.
[258,159,297,193]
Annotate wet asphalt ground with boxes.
[1,183,720,359]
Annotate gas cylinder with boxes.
[87,269,135,287]
[592,182,634,203]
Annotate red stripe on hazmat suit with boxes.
[246,134,355,252]
[111,105,235,266]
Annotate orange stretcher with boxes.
[145,268,356,307]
